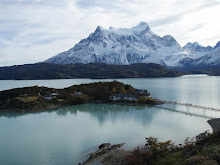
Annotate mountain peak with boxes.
[183,42,213,53]
[192,42,200,47]
[109,26,114,30]
[45,22,219,68]
[131,21,150,32]
[95,26,105,33]
[162,35,179,47]
[214,41,220,49]
[184,42,200,48]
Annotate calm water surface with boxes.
[0,75,220,165]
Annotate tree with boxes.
[112,87,116,93]
[120,87,127,94]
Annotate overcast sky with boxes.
[1,0,220,66]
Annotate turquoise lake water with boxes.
[0,75,220,165]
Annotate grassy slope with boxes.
[0,62,181,80]
[172,65,220,76]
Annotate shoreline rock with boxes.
[208,118,220,133]
[78,143,129,165]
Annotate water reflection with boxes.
[0,104,158,127]
[0,103,212,165]
[57,104,158,126]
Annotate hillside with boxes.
[0,62,181,80]
[173,65,220,76]
[0,81,158,112]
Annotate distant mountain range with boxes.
[45,22,220,69]
[0,22,219,80]
[0,63,181,80]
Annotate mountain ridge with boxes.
[45,22,220,69]
[0,62,181,80]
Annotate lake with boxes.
[0,75,220,165]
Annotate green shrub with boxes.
[138,97,154,103]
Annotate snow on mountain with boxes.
[183,42,213,53]
[176,41,220,68]
[192,47,220,66]
[45,22,220,68]
[214,41,220,49]
[182,42,213,60]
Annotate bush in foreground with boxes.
[126,133,220,165]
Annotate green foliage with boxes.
[184,155,218,165]
[202,145,220,163]
[138,97,154,104]
[184,137,196,148]
[120,87,127,94]
[69,95,89,105]
[112,87,116,93]
[126,146,148,165]
[126,137,177,165]
[68,81,136,100]
[0,81,138,112]
[0,86,59,102]
[126,133,220,165]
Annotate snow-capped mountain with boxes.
[189,47,220,67]
[183,42,213,53]
[45,22,220,68]
[178,41,220,68]
[214,41,220,49]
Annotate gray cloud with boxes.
[148,0,220,29]
[190,24,204,32]
[150,14,183,28]
[0,0,220,66]
[76,0,130,9]
[76,0,101,8]
[200,0,220,9]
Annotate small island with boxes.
[0,81,162,113]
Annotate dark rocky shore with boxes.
[78,143,131,165]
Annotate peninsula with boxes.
[0,81,161,113]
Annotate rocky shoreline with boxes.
[0,103,70,113]
[0,99,164,114]
[78,143,131,165]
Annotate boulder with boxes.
[208,118,220,133]
[99,143,111,150]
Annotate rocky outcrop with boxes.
[208,118,220,133]
[99,143,111,150]
[79,143,125,165]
